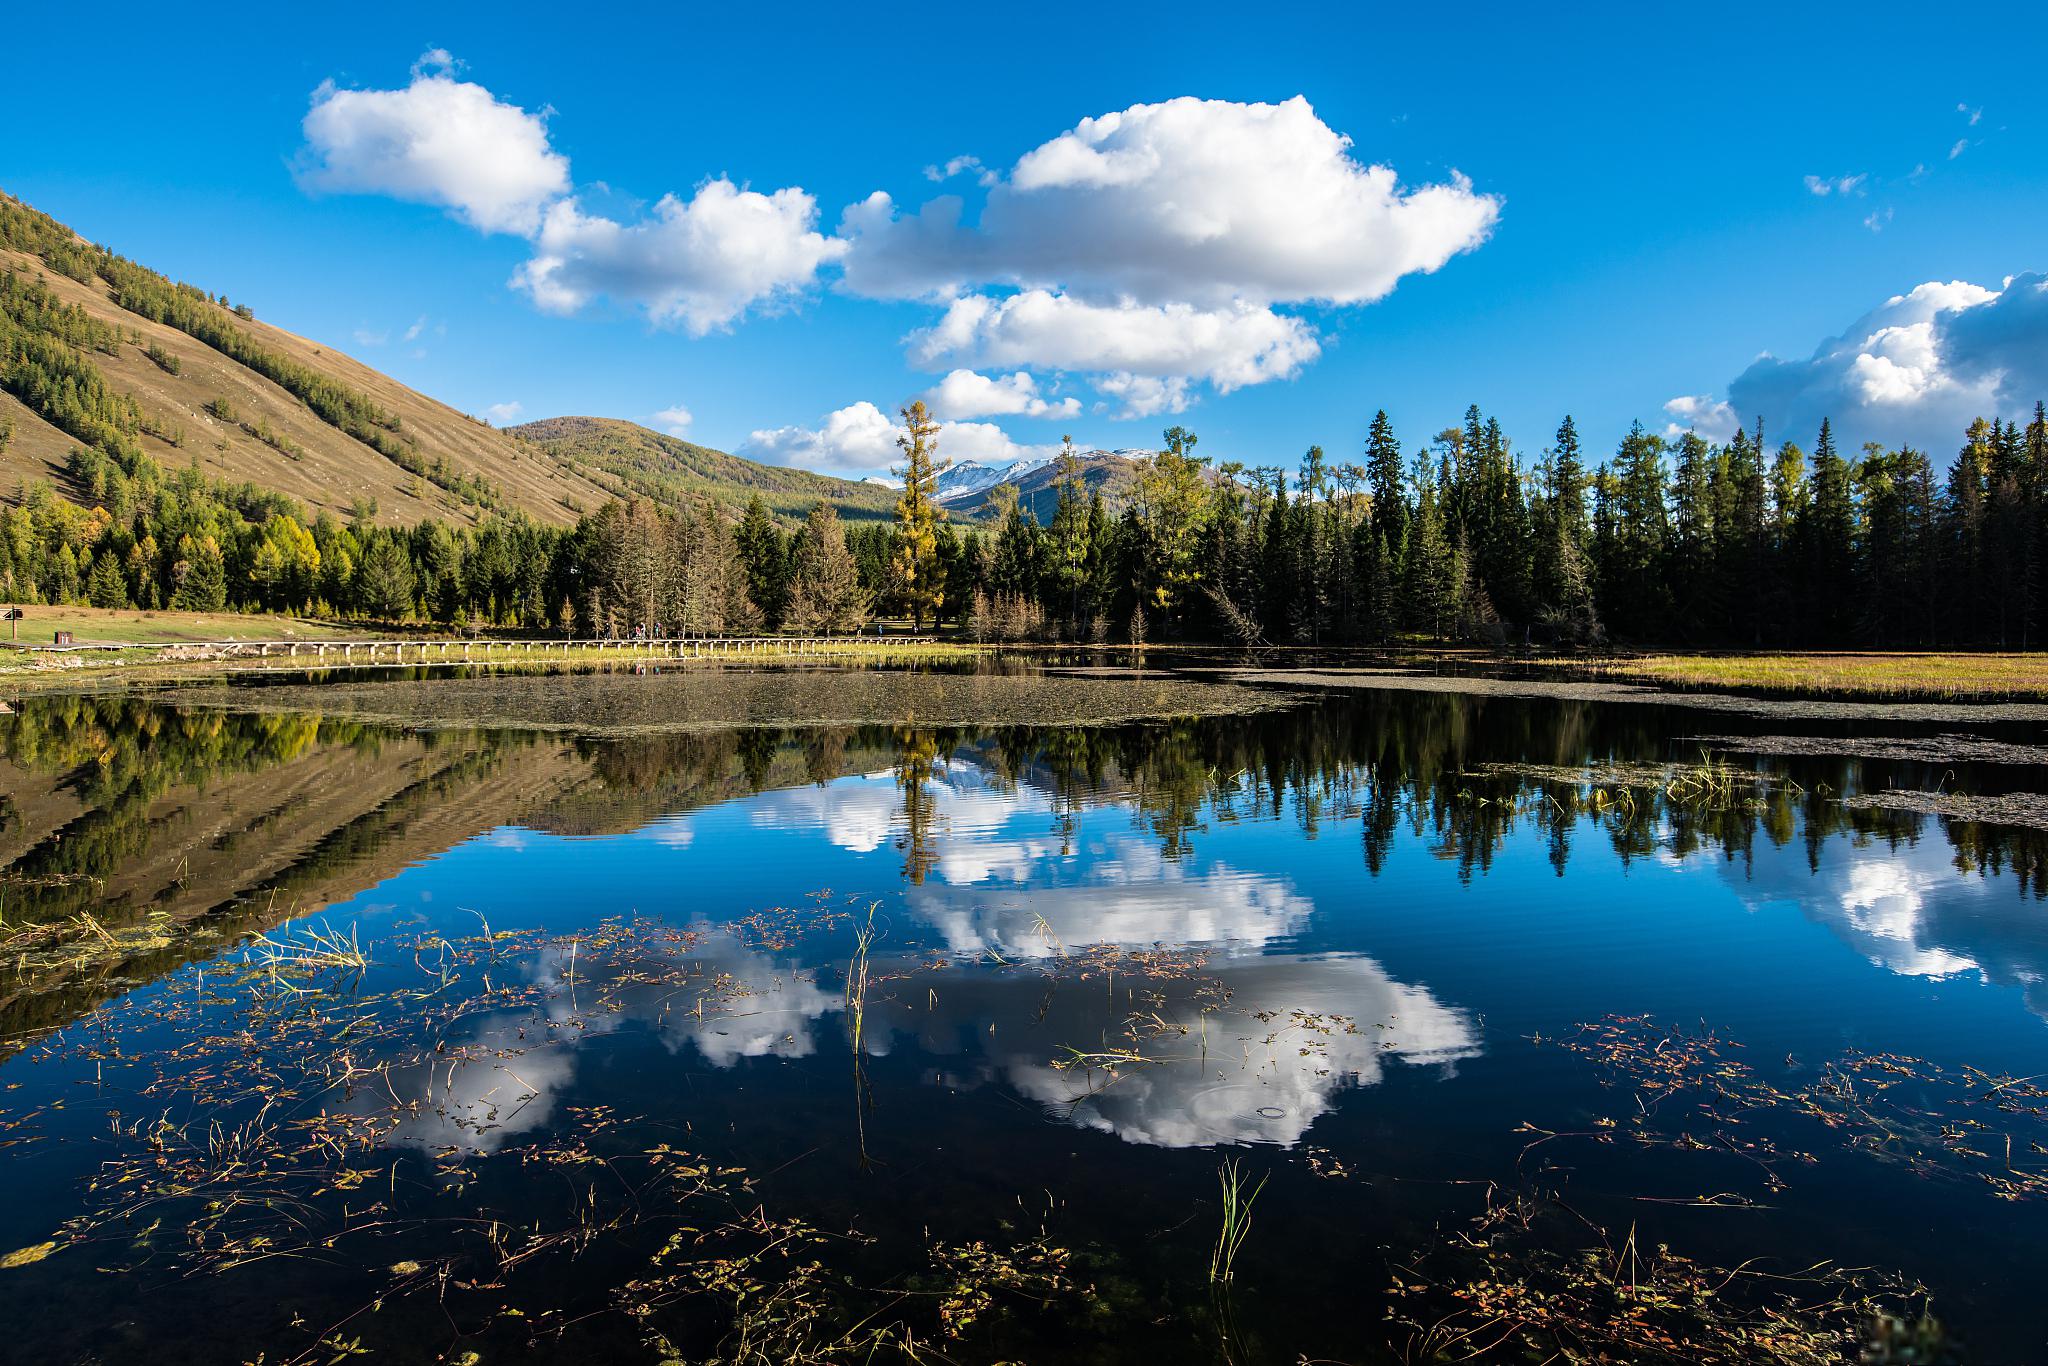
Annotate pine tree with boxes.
[784,500,870,633]
[86,548,126,608]
[171,534,229,612]
[1719,422,1768,645]
[1048,438,1092,634]
[351,534,412,619]
[1600,422,1670,638]
[734,495,787,627]
[1532,415,1588,617]
[1405,456,1454,640]
[1135,425,1211,633]
[1364,409,1408,553]
[1801,419,1857,644]
[889,400,949,629]
[1668,430,1718,639]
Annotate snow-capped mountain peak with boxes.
[934,458,1048,503]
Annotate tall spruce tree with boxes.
[889,400,949,629]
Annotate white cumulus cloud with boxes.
[484,401,524,424]
[911,290,1320,400]
[301,57,840,335]
[842,95,1498,309]
[299,56,570,234]
[1660,395,1738,442]
[921,369,1079,421]
[839,96,1494,417]
[1093,373,1192,418]
[744,401,1055,476]
[744,401,902,472]
[1686,274,2048,453]
[652,404,694,436]
[512,182,844,334]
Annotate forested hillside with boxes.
[512,416,898,524]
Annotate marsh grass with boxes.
[246,919,369,990]
[845,902,879,1057]
[1208,1156,1268,1284]
[1587,651,2048,701]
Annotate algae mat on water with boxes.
[148,666,1294,735]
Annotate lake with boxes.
[1,662,2043,1363]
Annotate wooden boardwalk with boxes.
[16,635,939,664]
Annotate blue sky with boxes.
[5,1,2043,478]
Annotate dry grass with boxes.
[0,245,614,527]
[1586,652,2048,700]
[0,605,347,647]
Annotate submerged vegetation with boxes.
[1390,1190,1933,1365]
[0,889,1991,1363]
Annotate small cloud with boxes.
[413,48,460,77]
[352,327,388,346]
[1661,394,1738,442]
[485,401,523,424]
[402,315,429,342]
[923,154,997,188]
[653,404,693,436]
[920,368,1079,421]
[1958,102,1982,126]
[1949,138,1970,160]
[1864,207,1894,233]
[1803,173,1867,197]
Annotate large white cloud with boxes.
[1683,274,2048,454]
[911,291,1321,401]
[841,96,1495,418]
[743,400,1055,475]
[840,95,1498,308]
[512,182,844,334]
[299,55,570,235]
[921,369,1080,421]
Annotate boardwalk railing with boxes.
[14,635,938,663]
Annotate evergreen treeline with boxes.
[888,404,2048,649]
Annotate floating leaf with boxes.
[1,1241,56,1268]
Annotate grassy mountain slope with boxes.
[0,192,615,526]
[512,415,901,524]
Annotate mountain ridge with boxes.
[508,415,901,524]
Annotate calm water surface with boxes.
[1,667,2044,1362]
